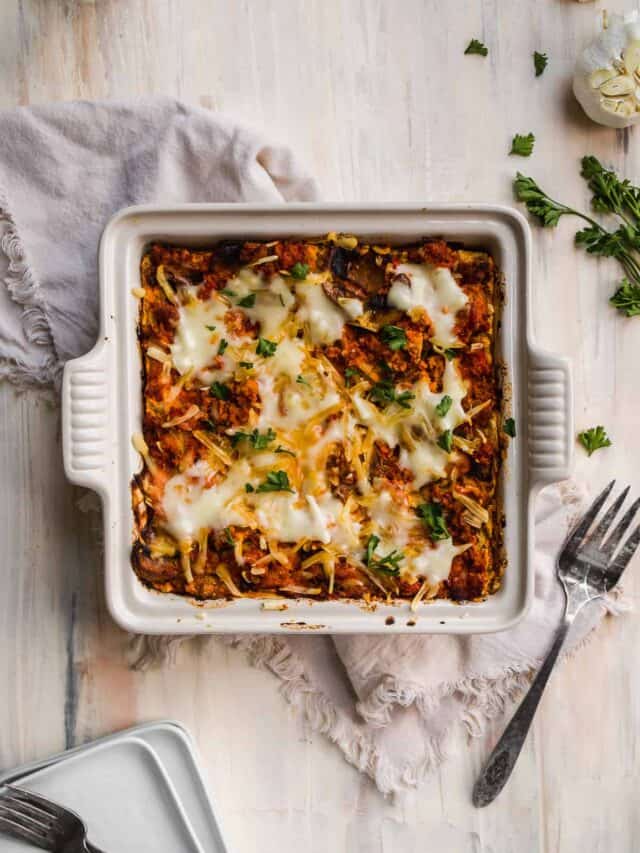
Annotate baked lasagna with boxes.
[131,235,504,604]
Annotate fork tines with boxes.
[564,479,640,585]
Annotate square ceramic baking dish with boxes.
[62,204,572,635]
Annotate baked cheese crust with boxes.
[131,236,504,604]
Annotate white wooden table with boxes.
[1,1,639,850]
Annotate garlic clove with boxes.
[622,40,640,75]
[589,67,618,88]
[600,75,635,96]
[601,96,636,117]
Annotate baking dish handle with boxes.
[62,344,110,493]
[527,346,573,488]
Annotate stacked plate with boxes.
[0,721,228,852]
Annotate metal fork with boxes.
[0,785,106,852]
[473,480,640,808]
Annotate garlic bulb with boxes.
[573,11,640,128]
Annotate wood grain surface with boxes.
[0,1,639,851]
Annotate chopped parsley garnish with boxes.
[296,375,311,386]
[205,324,216,331]
[217,339,228,355]
[510,133,535,157]
[417,502,450,541]
[203,419,217,431]
[363,534,404,575]
[224,527,234,545]
[437,429,453,453]
[534,51,548,77]
[344,366,363,385]
[369,380,415,410]
[245,483,255,493]
[578,426,612,457]
[504,417,516,437]
[230,427,276,450]
[380,324,408,351]
[435,395,453,417]
[290,262,309,280]
[239,361,254,369]
[238,293,256,308]
[465,39,488,56]
[256,337,278,358]
[221,288,236,298]
[444,348,457,361]
[209,382,230,400]
[256,470,294,493]
[275,445,296,457]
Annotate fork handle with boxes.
[472,616,573,807]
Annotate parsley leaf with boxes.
[221,288,236,298]
[510,133,536,157]
[380,324,408,351]
[344,366,363,385]
[256,337,277,358]
[290,262,309,280]
[230,427,276,450]
[534,51,548,77]
[514,173,575,227]
[504,417,516,437]
[296,375,311,386]
[217,339,228,355]
[205,324,216,331]
[275,445,296,457]
[465,38,488,56]
[363,534,404,575]
[209,381,230,400]
[224,527,234,546]
[578,426,612,457]
[417,502,450,541]
[245,483,255,493]
[610,279,640,317]
[239,361,254,369]
[369,380,415,410]
[256,470,294,493]
[203,418,217,431]
[435,395,453,417]
[437,430,453,453]
[444,348,458,361]
[238,293,256,308]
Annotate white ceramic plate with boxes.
[0,737,204,853]
[62,204,573,635]
[0,721,228,853]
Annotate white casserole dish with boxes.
[62,204,572,635]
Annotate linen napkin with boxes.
[0,97,625,795]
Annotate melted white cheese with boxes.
[296,279,346,344]
[252,491,343,544]
[408,540,471,585]
[387,263,468,347]
[228,268,295,339]
[162,459,251,541]
[170,288,245,382]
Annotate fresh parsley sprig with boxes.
[510,133,535,157]
[256,470,294,493]
[380,325,408,351]
[578,426,612,457]
[417,502,450,542]
[369,380,415,410]
[465,39,488,56]
[515,158,640,316]
[230,427,276,450]
[363,535,405,575]
[533,51,548,77]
